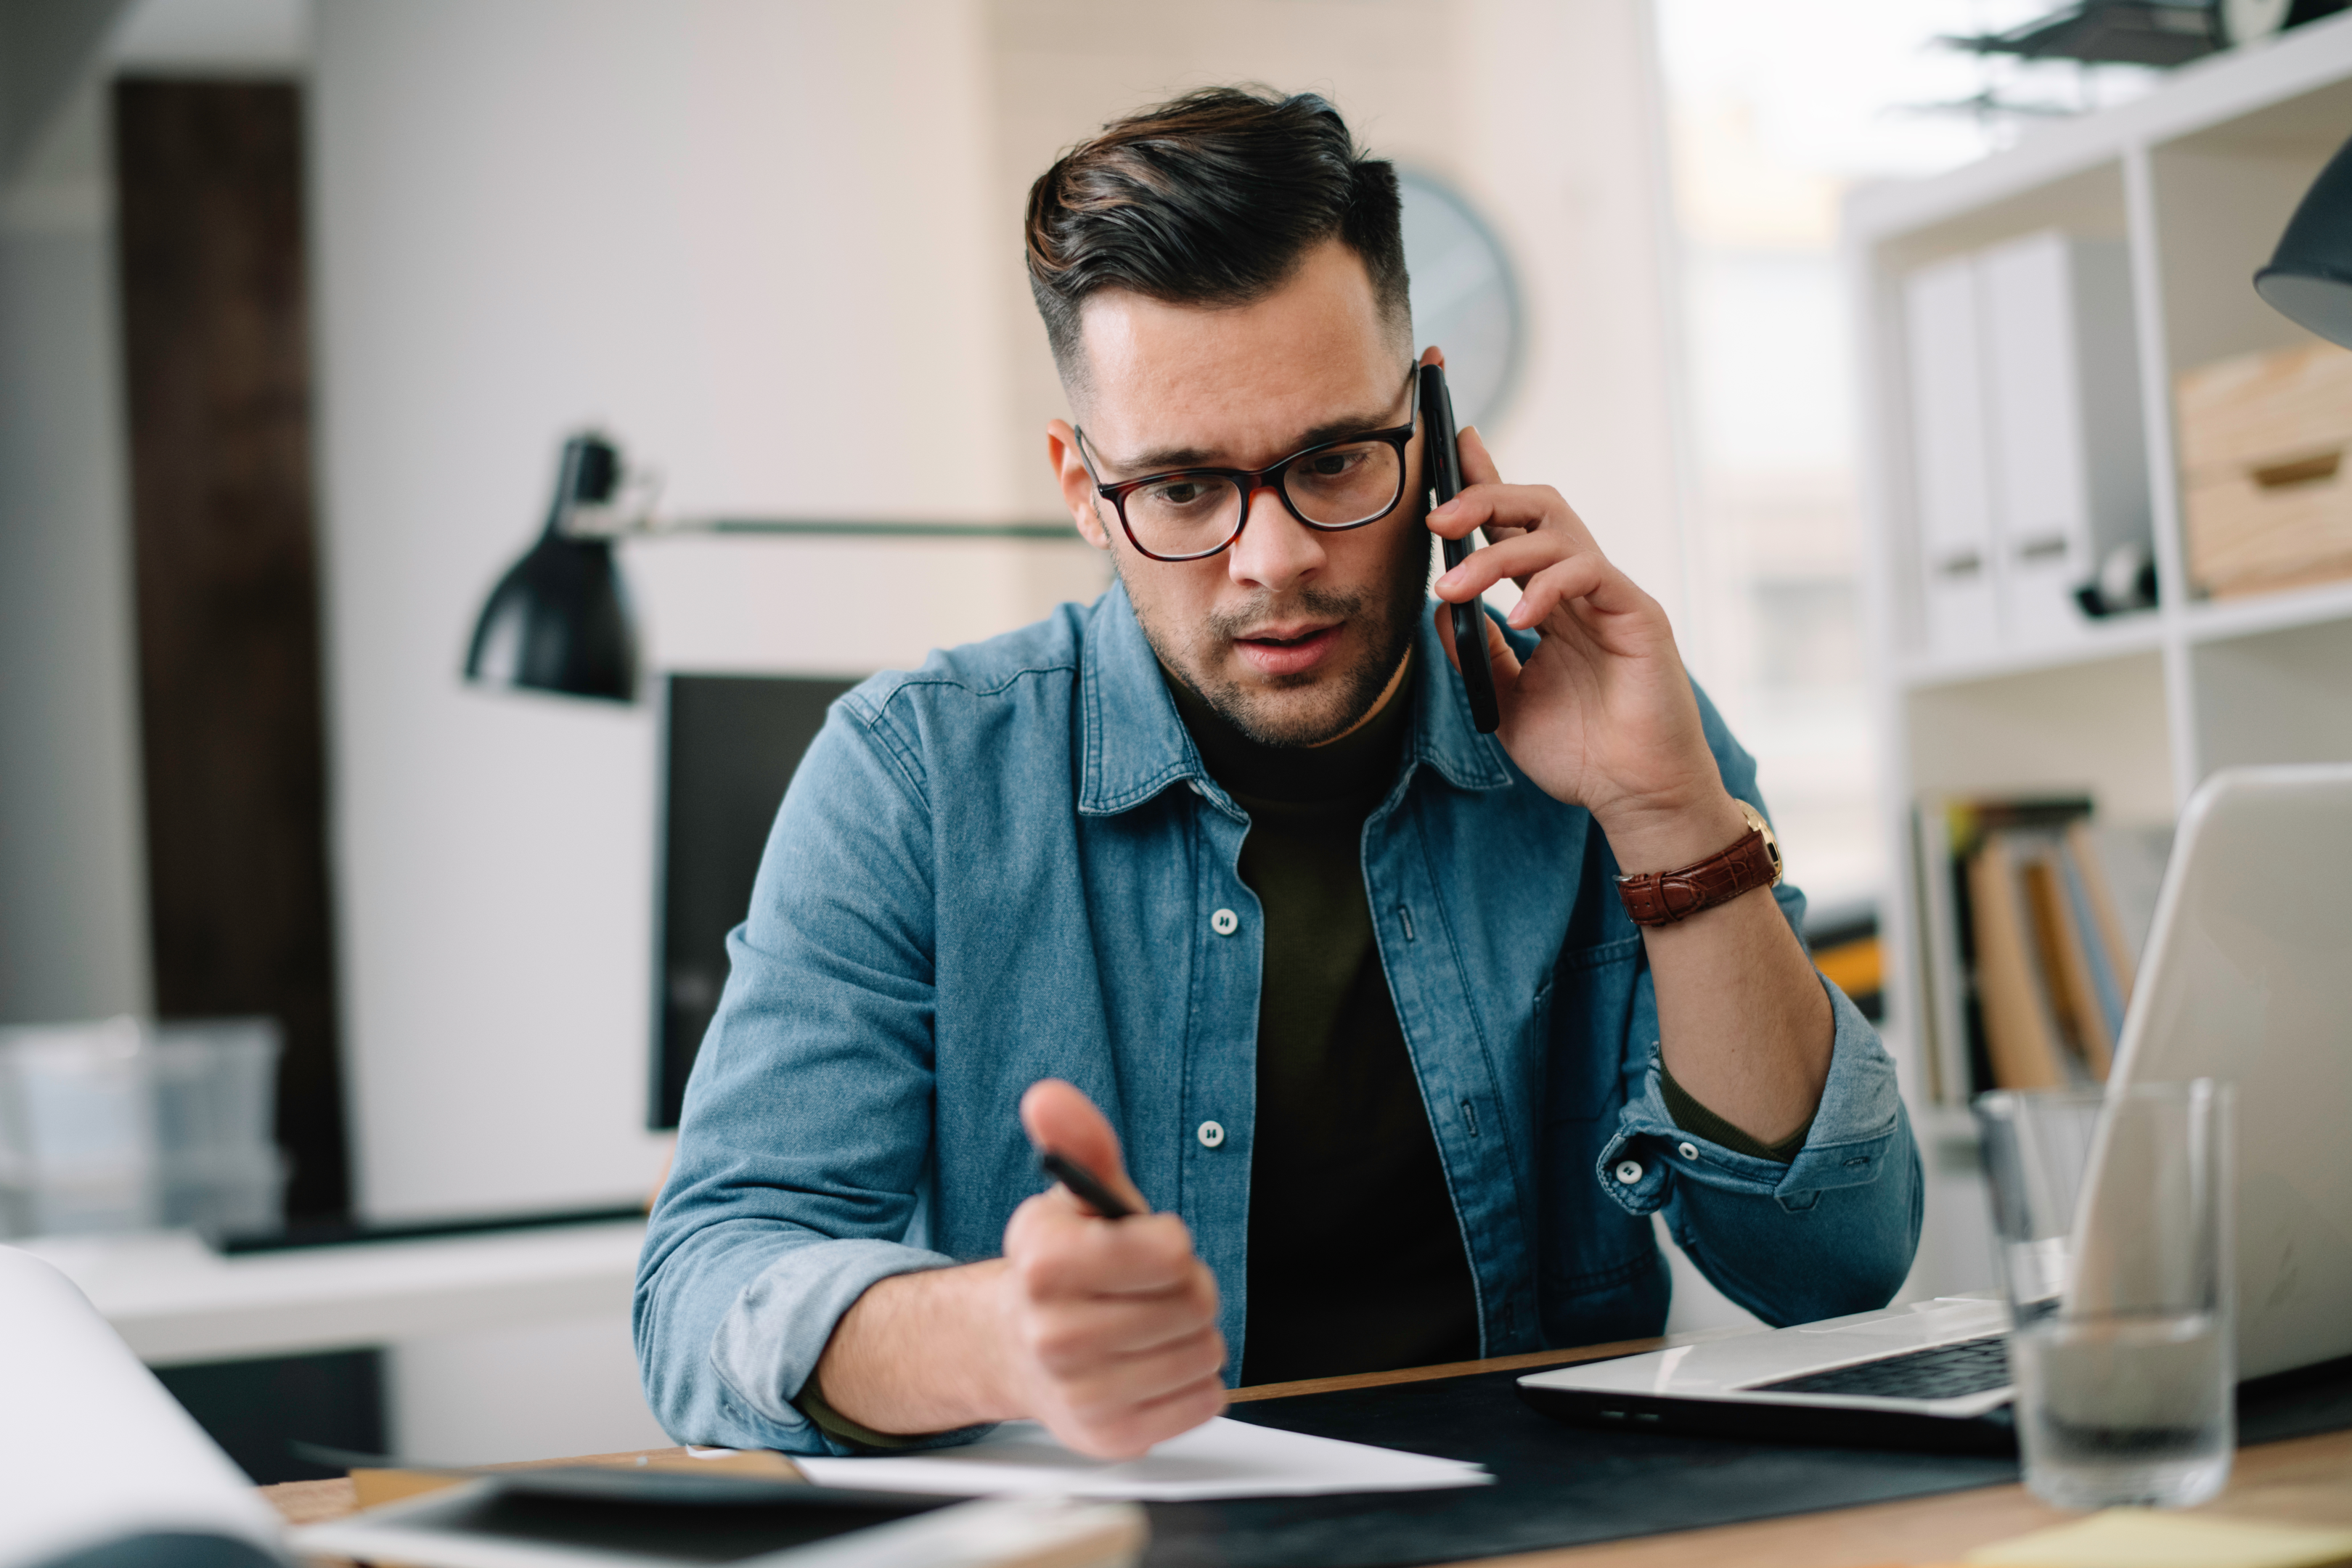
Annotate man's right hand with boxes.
[807,1079,1226,1460]
[997,1079,1228,1457]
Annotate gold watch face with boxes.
[1737,800,1784,884]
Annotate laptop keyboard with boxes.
[1752,1334,2011,1400]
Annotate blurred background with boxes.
[4,0,2348,1483]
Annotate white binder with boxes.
[1977,232,2149,652]
[1902,234,2150,664]
[1904,256,2001,661]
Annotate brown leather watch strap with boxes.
[1615,827,1781,927]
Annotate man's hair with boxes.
[1024,87,1410,393]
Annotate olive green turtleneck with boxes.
[1164,662,1482,1385]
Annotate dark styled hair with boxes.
[1023,86,1410,392]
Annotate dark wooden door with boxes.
[113,79,348,1222]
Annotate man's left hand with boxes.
[1426,427,1741,872]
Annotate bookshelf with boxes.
[1844,15,2352,1285]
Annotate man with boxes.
[636,88,1919,1461]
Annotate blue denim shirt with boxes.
[635,583,1921,1454]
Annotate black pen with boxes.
[1040,1149,1135,1220]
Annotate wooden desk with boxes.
[262,1341,2352,1566]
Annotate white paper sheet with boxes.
[797,1416,1492,1501]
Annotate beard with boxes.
[1127,526,1431,748]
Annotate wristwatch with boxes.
[1614,800,1783,928]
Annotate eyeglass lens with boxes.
[1123,441,1403,558]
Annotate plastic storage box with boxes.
[0,1017,286,1241]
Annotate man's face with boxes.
[1048,240,1427,748]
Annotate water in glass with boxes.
[2010,1309,2232,1509]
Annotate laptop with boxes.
[1519,764,2352,1452]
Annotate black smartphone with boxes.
[1421,362,1500,734]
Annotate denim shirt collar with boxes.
[1077,579,1515,819]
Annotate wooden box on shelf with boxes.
[2176,341,2352,599]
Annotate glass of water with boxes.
[1975,1080,2234,1509]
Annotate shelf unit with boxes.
[1845,17,2352,1180]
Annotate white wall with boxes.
[306,0,1061,1221]
[1453,0,1692,629]
[0,82,153,1027]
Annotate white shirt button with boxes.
[1678,1141,1700,1161]
[1197,1120,1226,1149]
[1210,908,1239,936]
[1614,1159,1644,1185]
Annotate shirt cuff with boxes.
[1598,971,1903,1216]
[1659,1059,1811,1163]
[710,1236,995,1455]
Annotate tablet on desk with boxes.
[294,1477,1146,1568]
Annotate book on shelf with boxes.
[1911,796,2171,1103]
[1804,899,1885,1025]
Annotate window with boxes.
[1653,1,2160,908]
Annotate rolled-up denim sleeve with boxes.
[1587,679,1924,1327]
[633,697,989,1456]
[1598,962,1924,1327]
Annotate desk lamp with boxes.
[462,433,1074,704]
[2255,131,2352,348]
[464,433,637,701]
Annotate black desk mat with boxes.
[1140,1356,2352,1568]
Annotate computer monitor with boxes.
[654,674,859,1129]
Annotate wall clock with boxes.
[1397,168,1525,434]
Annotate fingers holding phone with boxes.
[1434,590,1522,688]
[1424,409,1665,662]
[1416,361,1717,822]
[1002,1080,1228,1458]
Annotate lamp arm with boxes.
[552,456,662,540]
[539,432,1076,541]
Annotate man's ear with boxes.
[1047,419,1114,552]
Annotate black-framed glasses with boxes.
[1075,371,1421,563]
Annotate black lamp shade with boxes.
[2255,132,2352,349]
[463,435,638,701]
[464,532,635,701]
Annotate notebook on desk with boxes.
[1521,764,2352,1450]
